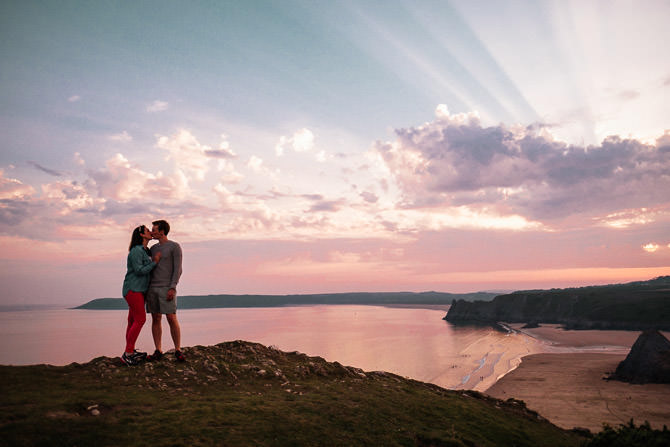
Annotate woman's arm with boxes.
[129,247,156,274]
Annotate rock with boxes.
[611,330,670,384]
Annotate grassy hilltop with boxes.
[0,341,583,447]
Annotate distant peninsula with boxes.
[75,291,497,310]
[445,276,670,330]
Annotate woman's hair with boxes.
[128,225,146,252]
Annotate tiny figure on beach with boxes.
[121,225,161,366]
[145,219,185,362]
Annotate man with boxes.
[146,219,185,362]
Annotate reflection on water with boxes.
[0,305,634,391]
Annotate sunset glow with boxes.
[1,1,669,305]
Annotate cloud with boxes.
[0,170,35,200]
[0,198,33,227]
[247,155,264,172]
[67,95,81,102]
[275,128,315,156]
[90,153,189,201]
[155,129,214,181]
[374,105,670,224]
[41,180,104,215]
[315,150,327,163]
[154,130,244,184]
[360,191,379,203]
[308,199,345,213]
[595,207,665,229]
[146,100,169,112]
[206,149,236,159]
[642,243,659,253]
[657,130,670,151]
[108,131,133,142]
[204,134,237,159]
[27,161,63,177]
[73,152,86,167]
[212,183,281,233]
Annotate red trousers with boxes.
[124,291,147,353]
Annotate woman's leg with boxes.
[125,307,134,343]
[123,291,147,353]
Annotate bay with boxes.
[0,305,633,391]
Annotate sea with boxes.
[0,305,634,391]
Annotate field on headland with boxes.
[0,341,583,447]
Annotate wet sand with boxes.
[510,323,643,350]
[485,326,670,431]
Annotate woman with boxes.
[121,225,161,366]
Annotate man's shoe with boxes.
[175,350,185,362]
[121,352,138,366]
[147,349,163,362]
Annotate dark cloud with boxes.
[302,194,324,201]
[204,149,236,159]
[376,117,670,222]
[309,199,344,212]
[0,199,31,226]
[27,161,63,177]
[360,191,378,203]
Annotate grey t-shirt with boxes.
[149,240,182,289]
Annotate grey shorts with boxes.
[145,287,177,314]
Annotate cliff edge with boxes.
[444,276,670,330]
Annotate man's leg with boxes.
[151,313,163,352]
[166,313,181,351]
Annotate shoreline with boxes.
[452,322,641,392]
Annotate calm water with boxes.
[0,305,625,390]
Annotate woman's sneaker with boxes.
[121,351,139,366]
[175,350,185,362]
[133,350,147,361]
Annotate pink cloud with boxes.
[375,107,670,225]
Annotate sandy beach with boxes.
[486,326,670,432]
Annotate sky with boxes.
[1,0,669,306]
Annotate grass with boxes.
[0,341,585,446]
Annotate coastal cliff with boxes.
[444,276,670,330]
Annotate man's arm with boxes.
[169,243,183,290]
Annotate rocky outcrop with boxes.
[444,276,670,330]
[610,330,670,384]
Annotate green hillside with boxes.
[0,341,583,447]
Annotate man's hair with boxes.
[152,219,170,236]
